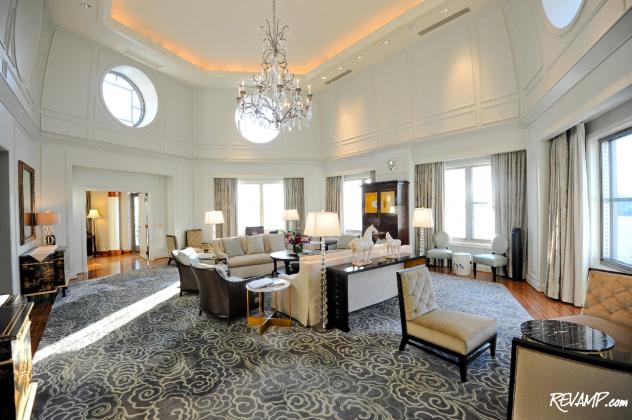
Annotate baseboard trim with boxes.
[526,273,543,292]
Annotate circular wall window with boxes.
[234,104,280,144]
[102,65,158,128]
[541,0,583,30]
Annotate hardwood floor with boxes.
[29,255,579,354]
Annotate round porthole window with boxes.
[234,103,280,144]
[102,65,158,128]
[541,0,583,30]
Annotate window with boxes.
[235,102,280,144]
[101,65,158,128]
[342,175,371,233]
[444,163,494,241]
[237,181,284,234]
[541,0,583,29]
[601,129,632,270]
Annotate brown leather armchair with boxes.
[190,263,255,322]
[174,251,199,296]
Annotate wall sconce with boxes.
[387,159,396,171]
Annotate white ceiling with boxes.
[46,0,490,88]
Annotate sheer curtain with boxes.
[326,176,342,215]
[491,150,527,279]
[213,178,237,238]
[283,178,305,231]
[414,162,444,252]
[545,124,589,306]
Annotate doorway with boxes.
[0,150,13,293]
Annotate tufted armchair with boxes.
[556,269,632,363]
[397,265,497,381]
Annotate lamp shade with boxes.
[412,208,434,229]
[204,210,224,225]
[86,209,101,219]
[282,209,299,221]
[304,211,341,237]
[36,211,59,226]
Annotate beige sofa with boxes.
[274,244,412,326]
[556,269,632,363]
[211,234,287,278]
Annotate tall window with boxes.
[444,163,494,241]
[237,181,284,234]
[601,129,632,269]
[343,175,371,233]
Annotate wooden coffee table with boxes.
[270,250,312,275]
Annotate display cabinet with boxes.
[362,180,409,244]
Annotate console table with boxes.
[326,254,425,332]
[19,246,68,301]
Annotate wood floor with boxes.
[28,255,579,354]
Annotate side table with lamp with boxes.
[36,211,60,245]
[86,208,101,256]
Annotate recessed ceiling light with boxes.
[383,40,390,45]
[321,76,327,80]
[408,24,418,31]
[356,55,363,60]
[80,2,92,8]
[338,66,343,71]
[439,7,449,14]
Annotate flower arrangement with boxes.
[286,229,311,254]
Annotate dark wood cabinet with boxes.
[362,180,409,245]
[0,300,35,420]
[19,246,68,299]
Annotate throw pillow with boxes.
[246,235,265,254]
[222,237,244,257]
[267,234,287,252]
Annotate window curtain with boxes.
[545,123,589,306]
[326,176,342,215]
[491,150,527,279]
[414,162,445,252]
[283,178,305,231]
[213,178,237,238]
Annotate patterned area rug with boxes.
[32,267,530,419]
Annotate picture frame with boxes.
[18,160,35,245]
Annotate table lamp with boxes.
[412,208,434,256]
[204,210,224,240]
[36,211,60,245]
[304,211,341,332]
[87,209,101,256]
[282,209,299,231]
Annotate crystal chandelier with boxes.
[236,0,313,137]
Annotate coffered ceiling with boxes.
[46,0,480,87]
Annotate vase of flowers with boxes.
[287,229,310,254]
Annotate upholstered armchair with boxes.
[507,338,632,419]
[397,265,497,381]
[173,248,199,296]
[473,234,509,281]
[190,262,255,322]
[185,229,204,252]
[555,269,632,363]
[425,231,453,268]
[166,235,179,265]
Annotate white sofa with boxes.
[211,234,287,278]
[274,244,412,326]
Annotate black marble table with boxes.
[521,319,615,353]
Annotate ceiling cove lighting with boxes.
[235,0,313,141]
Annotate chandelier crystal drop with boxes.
[236,0,313,138]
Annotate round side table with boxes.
[452,252,472,276]
[521,320,615,356]
[246,279,292,334]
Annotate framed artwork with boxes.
[380,191,396,214]
[18,160,35,245]
[364,192,378,213]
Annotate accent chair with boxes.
[425,231,453,268]
[555,269,632,363]
[396,265,497,381]
[185,229,203,252]
[245,226,264,236]
[472,234,509,281]
[190,262,255,322]
[173,248,199,296]
[166,234,178,265]
[507,338,632,419]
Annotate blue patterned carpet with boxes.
[32,266,530,419]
